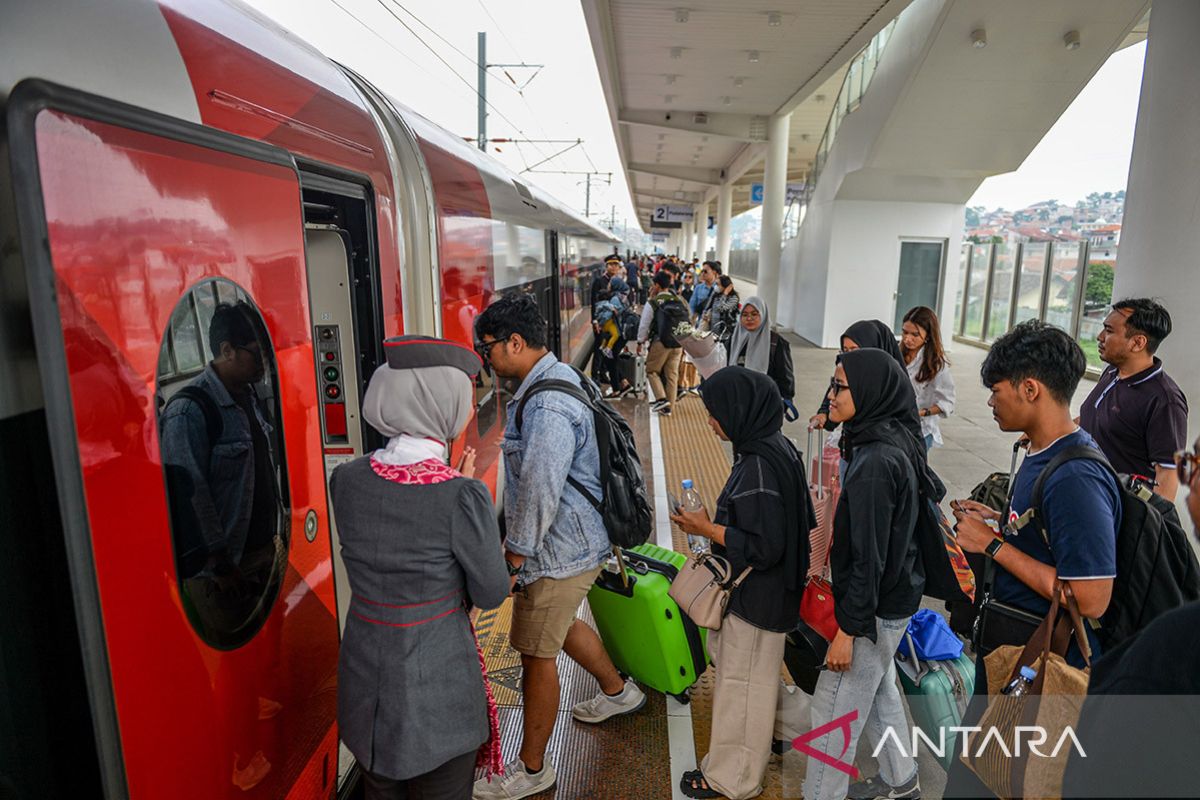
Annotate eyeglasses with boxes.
[235,344,263,359]
[1175,448,1200,486]
[473,336,511,359]
[828,378,850,396]
[740,308,761,319]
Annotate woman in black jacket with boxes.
[803,348,928,800]
[726,296,795,404]
[670,367,815,800]
[808,319,906,431]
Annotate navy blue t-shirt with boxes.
[993,429,1120,662]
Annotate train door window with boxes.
[156,279,291,650]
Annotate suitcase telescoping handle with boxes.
[807,428,826,500]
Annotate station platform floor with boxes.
[472,338,1040,800]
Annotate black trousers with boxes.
[362,749,477,800]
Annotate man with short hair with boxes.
[945,320,1120,797]
[1080,298,1188,500]
[636,271,688,416]
[690,261,717,318]
[590,257,624,381]
[472,295,645,800]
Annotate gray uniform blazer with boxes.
[330,457,509,781]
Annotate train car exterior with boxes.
[0,2,617,799]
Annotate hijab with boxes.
[838,348,940,499]
[842,319,904,366]
[362,364,475,466]
[727,296,771,373]
[701,367,816,591]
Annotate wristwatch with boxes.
[505,559,522,576]
[985,537,1006,559]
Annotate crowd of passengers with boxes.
[167,259,1197,799]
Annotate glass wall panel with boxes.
[954,243,970,334]
[985,242,1017,341]
[1045,242,1083,334]
[1078,258,1115,368]
[962,243,991,339]
[1013,242,1048,325]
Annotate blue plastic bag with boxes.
[897,609,963,662]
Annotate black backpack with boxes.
[653,294,690,348]
[515,367,652,549]
[1024,446,1200,649]
[617,307,641,342]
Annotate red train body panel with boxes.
[0,1,617,799]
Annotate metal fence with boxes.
[728,249,759,283]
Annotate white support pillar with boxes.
[716,182,733,269]
[684,219,695,259]
[757,113,791,313]
[695,201,709,262]
[1114,0,1200,422]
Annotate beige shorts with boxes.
[510,567,602,659]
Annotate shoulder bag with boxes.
[668,552,751,631]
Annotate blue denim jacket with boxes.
[502,353,610,582]
[159,365,274,568]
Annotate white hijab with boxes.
[727,296,771,374]
[361,364,474,466]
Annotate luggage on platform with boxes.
[895,630,976,772]
[614,351,647,398]
[807,430,841,578]
[587,543,709,701]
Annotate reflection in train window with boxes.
[156,279,291,650]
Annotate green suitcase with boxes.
[896,642,976,771]
[586,543,710,701]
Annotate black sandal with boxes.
[679,769,722,799]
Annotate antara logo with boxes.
[791,710,860,778]
[870,725,1087,761]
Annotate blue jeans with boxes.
[804,616,917,800]
[924,433,934,451]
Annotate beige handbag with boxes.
[668,552,752,630]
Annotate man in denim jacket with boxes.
[473,295,645,800]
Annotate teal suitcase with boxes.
[586,543,710,701]
[896,646,976,771]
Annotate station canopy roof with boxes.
[582,0,914,232]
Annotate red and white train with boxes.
[0,2,618,798]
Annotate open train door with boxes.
[7,81,341,799]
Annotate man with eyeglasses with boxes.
[472,294,644,800]
[159,301,278,597]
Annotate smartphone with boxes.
[667,491,683,515]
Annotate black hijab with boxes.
[842,319,905,365]
[838,348,941,499]
[701,367,816,590]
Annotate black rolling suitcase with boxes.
[614,352,647,398]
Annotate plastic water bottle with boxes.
[681,479,709,554]
[1002,665,1037,697]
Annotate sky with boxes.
[241,1,1147,226]
[966,42,1146,212]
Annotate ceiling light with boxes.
[767,11,782,27]
[748,50,760,63]
[670,46,683,59]
[1063,30,1081,50]
[733,77,745,88]
[722,96,732,106]
[815,94,826,103]
[665,94,675,104]
[657,143,665,150]
[701,136,708,142]
[665,74,678,85]
[971,28,987,49]
[800,133,810,142]
[674,8,689,23]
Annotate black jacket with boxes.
[768,332,795,402]
[830,440,925,641]
[713,452,803,632]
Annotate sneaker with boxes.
[655,404,672,416]
[651,399,668,410]
[571,679,646,723]
[472,759,557,800]
[847,772,921,800]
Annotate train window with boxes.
[156,279,291,650]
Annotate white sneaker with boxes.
[571,679,647,724]
[472,759,557,800]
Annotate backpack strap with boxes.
[1024,445,1117,547]
[169,385,223,443]
[514,374,606,510]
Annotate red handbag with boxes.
[800,574,839,641]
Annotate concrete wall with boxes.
[1113,0,1200,437]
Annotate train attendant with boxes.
[330,336,510,800]
[670,367,815,800]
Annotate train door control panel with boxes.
[316,324,348,442]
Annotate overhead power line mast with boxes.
[476,31,543,152]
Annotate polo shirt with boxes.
[1079,357,1189,481]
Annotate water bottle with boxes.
[681,479,709,554]
[1002,665,1037,697]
